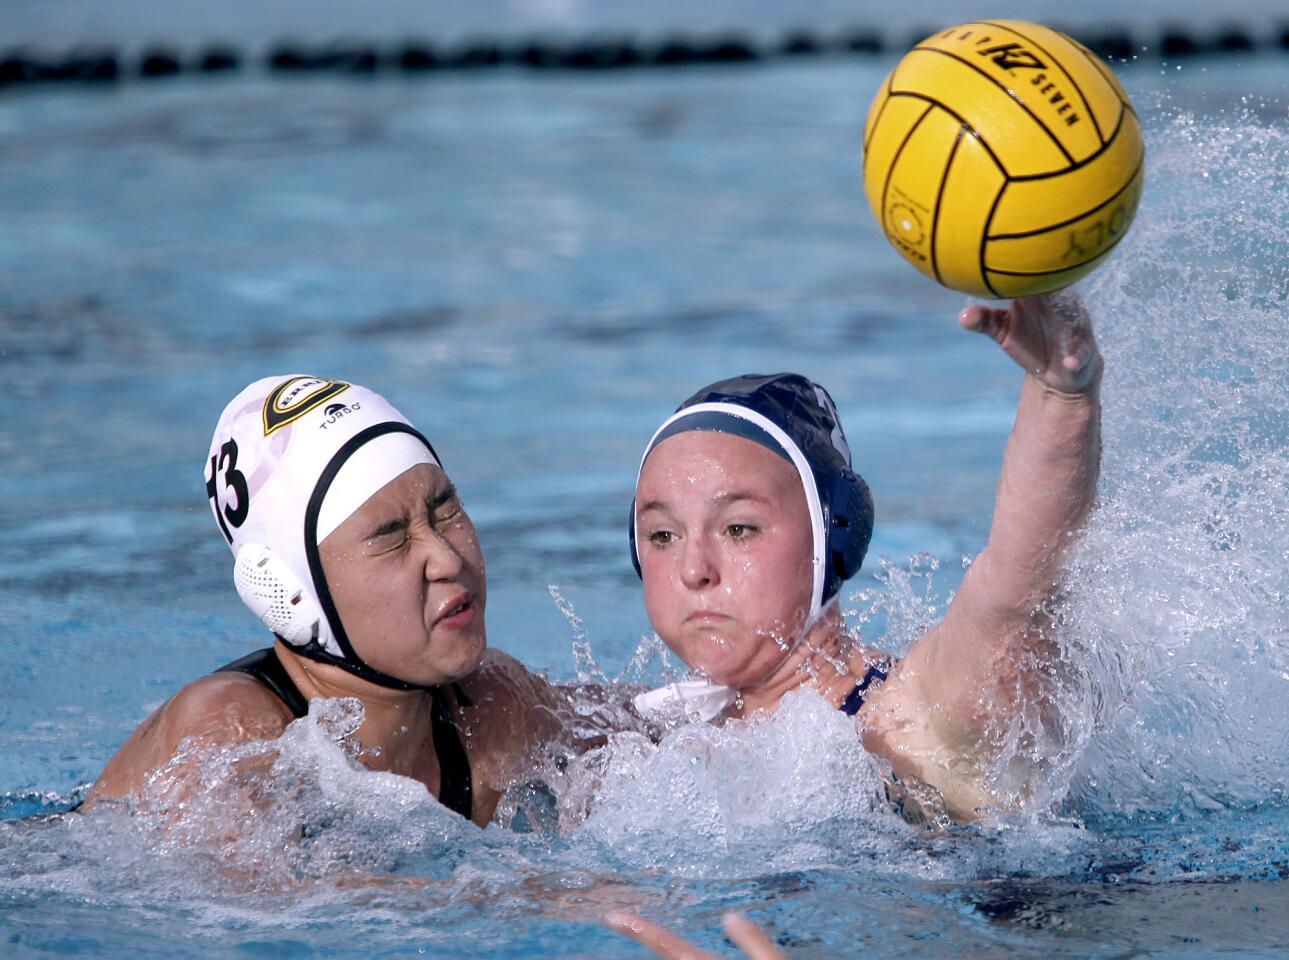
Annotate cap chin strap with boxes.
[746,590,838,688]
[286,636,432,691]
[301,422,444,692]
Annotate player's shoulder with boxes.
[160,671,296,744]
[86,663,299,806]
[457,649,534,707]
[475,648,531,682]
[454,649,557,736]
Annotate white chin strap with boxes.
[633,680,737,722]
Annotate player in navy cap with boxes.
[630,293,1103,822]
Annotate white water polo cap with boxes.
[205,375,441,688]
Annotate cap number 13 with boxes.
[206,439,249,544]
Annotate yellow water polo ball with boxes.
[862,20,1144,298]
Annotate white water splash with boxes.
[1053,109,1289,817]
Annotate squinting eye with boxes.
[727,523,757,539]
[429,496,465,525]
[368,532,409,553]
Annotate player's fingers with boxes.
[606,911,719,960]
[1062,336,1094,372]
[721,913,787,960]
[959,305,1008,342]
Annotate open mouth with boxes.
[435,592,475,629]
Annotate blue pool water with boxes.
[2,23,1289,960]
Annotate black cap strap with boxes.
[302,421,442,691]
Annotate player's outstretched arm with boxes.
[864,292,1103,820]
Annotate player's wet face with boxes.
[635,432,815,688]
[319,463,487,685]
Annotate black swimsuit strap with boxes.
[430,686,474,822]
[215,647,475,822]
[839,659,892,717]
[215,647,310,719]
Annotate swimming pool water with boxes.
[1,42,1288,960]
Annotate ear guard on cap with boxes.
[233,543,334,654]
[823,467,875,604]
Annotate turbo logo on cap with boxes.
[262,377,350,436]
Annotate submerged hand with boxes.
[605,911,785,960]
[959,292,1102,396]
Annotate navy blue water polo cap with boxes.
[631,373,875,622]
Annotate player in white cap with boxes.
[87,375,595,825]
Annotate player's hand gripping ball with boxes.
[863,20,1144,298]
